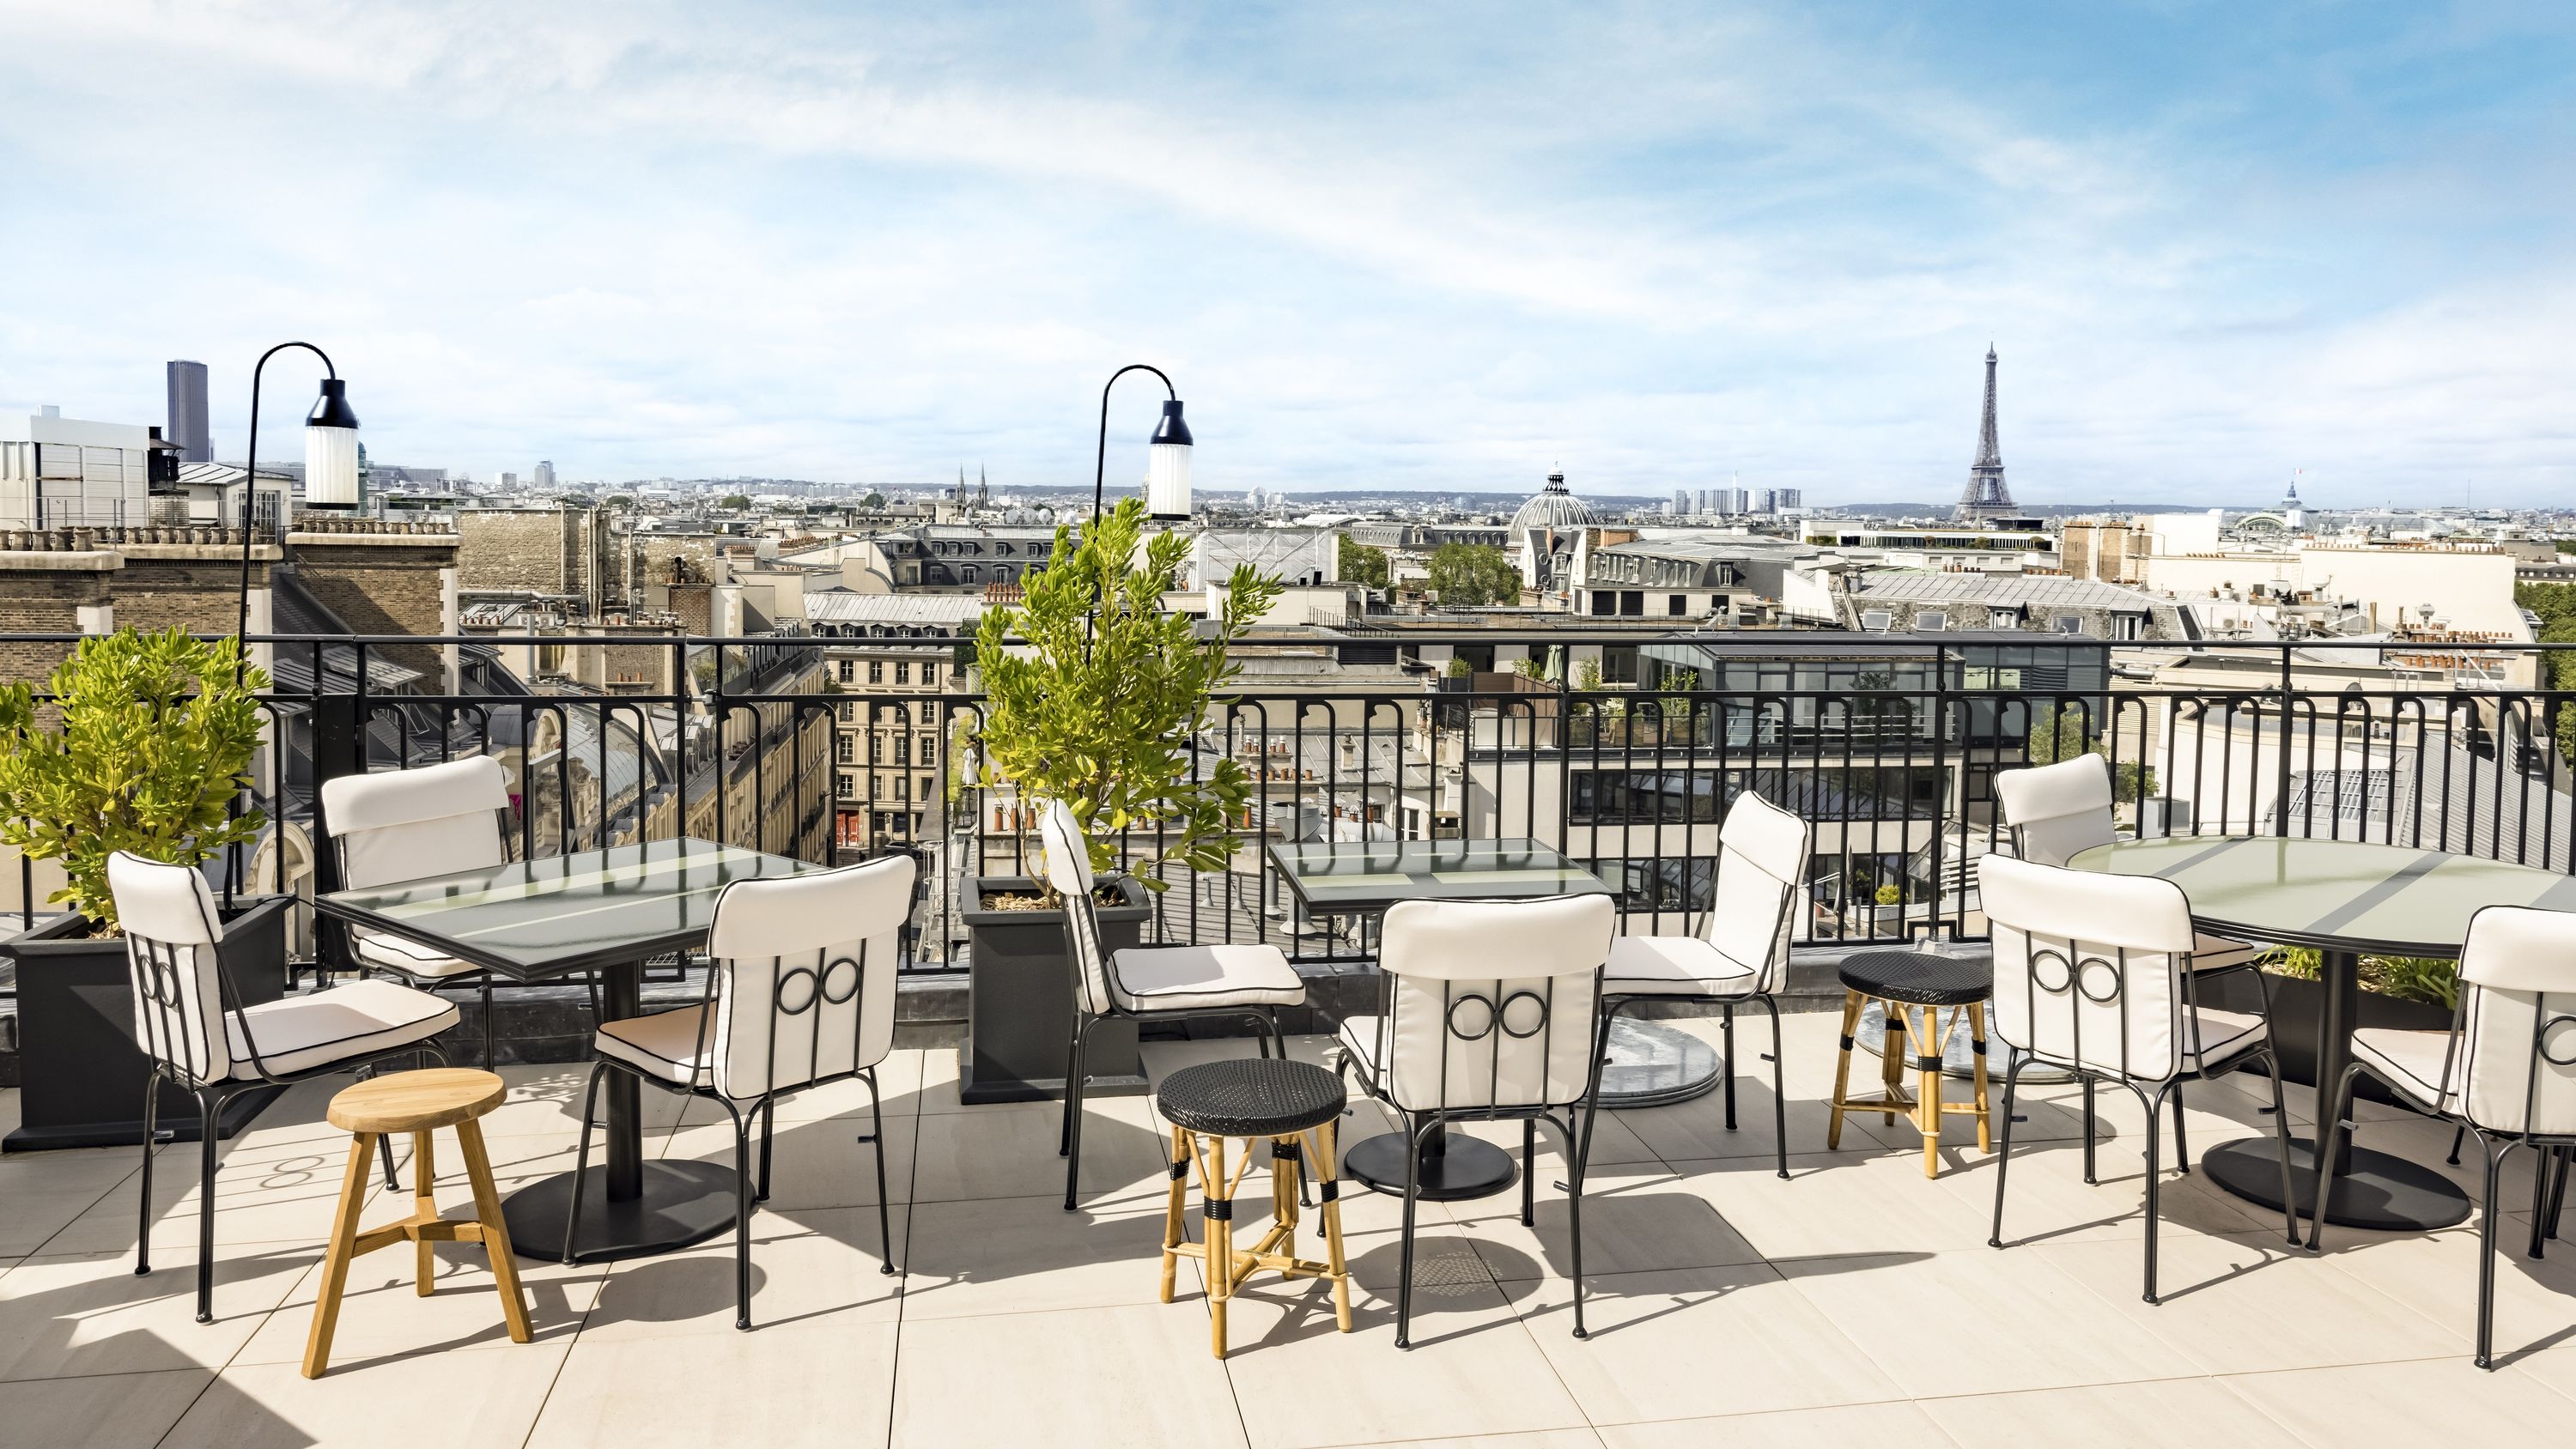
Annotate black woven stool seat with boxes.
[1838,950,1992,1007]
[1157,1058,1346,1137]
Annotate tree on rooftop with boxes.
[2027,702,2155,800]
[1427,542,1520,606]
[1337,535,1390,590]
[720,494,752,511]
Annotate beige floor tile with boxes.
[42,1131,383,1256]
[1443,1108,1661,1167]
[901,1191,1181,1320]
[230,1238,605,1368]
[2345,1222,2576,1378]
[2218,1357,2576,1444]
[659,1111,917,1209]
[166,1342,567,1448]
[1778,1246,2202,1397]
[1669,1149,1997,1259]
[1919,1376,2312,1447]
[532,1319,896,1449]
[0,1247,315,1381]
[1959,1134,2286,1247]
[577,1203,905,1339]
[1503,1264,1904,1423]
[893,1303,1244,1449]
[1450,1162,1766,1280]
[1322,1432,1604,1449]
[2037,1230,2468,1372]
[0,1152,141,1255]
[914,1097,1167,1207]
[1218,1277,1588,1449]
[0,1367,214,1449]
[1596,1401,1949,1448]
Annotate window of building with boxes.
[1990,608,2020,629]
[919,774,933,802]
[836,659,854,682]
[2052,614,2084,634]
[1861,609,1893,632]
[1620,591,1644,616]
[868,660,883,683]
[835,737,854,763]
[894,737,910,766]
[919,733,935,761]
[2111,612,2145,641]
[895,776,908,802]
[836,701,854,724]
[1589,592,1616,616]
[1914,610,1947,633]
[870,736,883,763]
[1668,594,1688,616]
[895,661,909,685]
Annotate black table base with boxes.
[1594,1017,1722,1108]
[1345,1131,1517,1202]
[502,1159,741,1264]
[2202,1137,2471,1233]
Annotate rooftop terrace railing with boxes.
[6,631,2575,988]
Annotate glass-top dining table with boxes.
[313,837,828,1261]
[1267,837,1716,1201]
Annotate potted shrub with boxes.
[0,629,292,1150]
[956,500,1280,1104]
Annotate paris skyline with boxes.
[0,1,2568,506]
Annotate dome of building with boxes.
[1509,470,1597,537]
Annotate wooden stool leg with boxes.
[456,1120,534,1345]
[1826,990,1864,1149]
[412,1130,438,1296]
[1313,1119,1352,1333]
[1916,1005,1945,1179]
[1969,1003,1993,1154]
[302,1132,379,1379]
[1158,1126,1190,1305]
[1880,1001,1905,1127]
[1206,1135,1232,1361]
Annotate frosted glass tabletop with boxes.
[1268,838,1612,914]
[2066,836,2576,956]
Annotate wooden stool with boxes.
[302,1068,533,1378]
[1153,1058,1353,1360]
[1826,951,1995,1179]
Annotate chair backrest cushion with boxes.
[321,758,512,891]
[1705,792,1811,991]
[1981,852,2200,1081]
[2451,906,2576,1135]
[1036,798,1115,1016]
[107,851,232,1084]
[702,854,915,1099]
[1994,755,2116,868]
[1370,893,1614,1113]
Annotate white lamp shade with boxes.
[305,424,360,508]
[1147,441,1191,518]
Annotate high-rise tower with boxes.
[165,361,210,462]
[1954,346,2015,520]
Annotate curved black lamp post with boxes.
[232,343,359,681]
[1091,363,1192,524]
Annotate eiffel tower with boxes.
[1954,345,2016,520]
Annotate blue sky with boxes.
[1,1,2569,506]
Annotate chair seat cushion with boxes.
[2353,1027,2459,1113]
[2191,932,2269,972]
[2184,1007,2268,1070]
[593,1004,713,1088]
[1336,1014,1387,1088]
[1110,943,1305,1015]
[1157,1058,1346,1137]
[1603,935,1759,998]
[227,979,459,1080]
[349,925,482,981]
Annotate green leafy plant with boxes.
[1444,655,1473,678]
[2027,702,2156,798]
[1336,535,1391,590]
[1874,882,1904,906]
[1510,655,1546,681]
[971,499,1285,901]
[2264,944,2460,1011]
[0,629,269,934]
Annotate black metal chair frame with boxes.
[562,941,899,1331]
[1054,882,1290,1213]
[1987,933,2303,1304]
[1336,965,1607,1348]
[2308,969,2576,1369]
[127,933,451,1323]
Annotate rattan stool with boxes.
[302,1068,533,1378]
[1827,951,1995,1178]
[1154,1058,1353,1359]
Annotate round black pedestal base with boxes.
[2202,1136,2472,1232]
[501,1160,742,1263]
[1344,1131,1517,1203]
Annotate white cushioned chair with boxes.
[1588,791,1810,1179]
[564,853,914,1328]
[110,852,457,1324]
[1980,853,2302,1304]
[320,758,559,1071]
[1338,892,1615,1345]
[2308,905,2576,1369]
[1994,753,2267,1175]
[1037,798,1305,1212]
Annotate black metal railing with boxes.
[7,631,2576,984]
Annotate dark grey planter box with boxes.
[957,874,1149,1106]
[3,895,293,1153]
